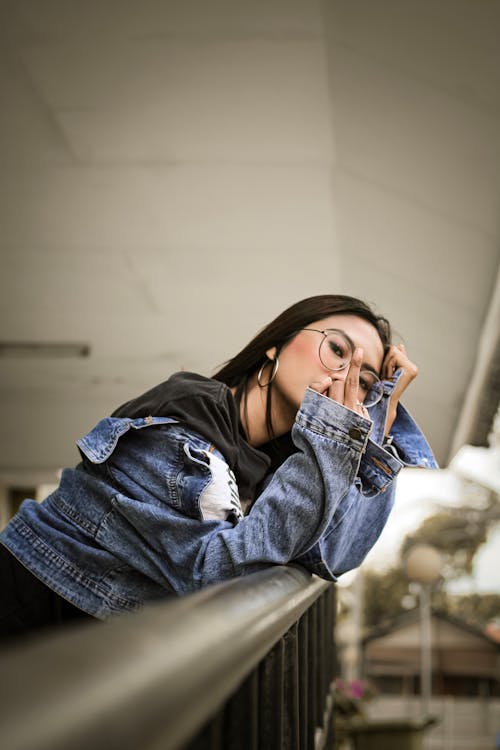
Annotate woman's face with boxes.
[267,314,385,417]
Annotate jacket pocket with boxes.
[77,416,179,464]
[180,442,242,523]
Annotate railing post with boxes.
[221,671,259,750]
[318,594,327,714]
[298,612,310,750]
[308,602,318,748]
[283,625,300,749]
[258,638,285,749]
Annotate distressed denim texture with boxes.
[0,373,437,619]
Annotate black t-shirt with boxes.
[111,371,274,501]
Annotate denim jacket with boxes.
[0,372,437,619]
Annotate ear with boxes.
[265,346,277,361]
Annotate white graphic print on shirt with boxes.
[198,450,243,522]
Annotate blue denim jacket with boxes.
[0,373,437,619]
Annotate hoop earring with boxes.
[257,357,279,387]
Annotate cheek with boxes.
[284,337,318,370]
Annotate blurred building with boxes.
[363,610,500,698]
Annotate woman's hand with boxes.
[382,343,418,434]
[310,348,370,419]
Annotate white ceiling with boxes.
[0,0,499,484]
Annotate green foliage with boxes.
[362,565,500,632]
[446,593,500,630]
[401,508,490,578]
[361,499,500,631]
[362,567,412,629]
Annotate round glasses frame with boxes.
[301,328,384,407]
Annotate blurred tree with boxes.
[446,593,500,630]
[362,496,500,630]
[362,566,410,629]
[401,508,490,578]
[362,567,500,631]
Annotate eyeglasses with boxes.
[302,328,384,407]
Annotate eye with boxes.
[328,341,344,357]
[359,377,370,393]
[320,331,353,371]
[325,333,350,359]
[359,373,376,393]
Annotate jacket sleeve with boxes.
[110,388,403,593]
[294,477,398,580]
[195,390,402,584]
[293,391,438,581]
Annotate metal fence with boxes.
[0,565,337,750]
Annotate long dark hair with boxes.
[213,294,392,442]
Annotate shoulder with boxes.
[166,371,229,404]
[111,371,232,418]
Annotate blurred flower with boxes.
[333,678,377,718]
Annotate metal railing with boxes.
[0,565,337,750]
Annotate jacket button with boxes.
[349,427,363,440]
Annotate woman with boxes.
[0,295,437,636]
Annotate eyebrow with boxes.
[361,363,381,378]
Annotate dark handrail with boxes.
[0,565,336,750]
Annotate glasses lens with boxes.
[359,369,383,407]
[320,331,353,371]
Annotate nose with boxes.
[330,367,349,382]
[330,367,365,402]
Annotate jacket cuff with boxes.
[357,438,403,497]
[296,388,373,452]
[387,403,439,469]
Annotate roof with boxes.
[363,608,500,650]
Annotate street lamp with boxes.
[404,544,443,717]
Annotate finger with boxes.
[386,349,417,382]
[382,347,395,378]
[328,377,345,403]
[390,344,410,364]
[344,347,362,410]
[359,403,369,419]
[383,347,405,378]
[384,355,398,378]
[309,375,333,395]
[382,355,392,379]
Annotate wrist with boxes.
[385,405,398,435]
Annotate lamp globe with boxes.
[405,544,442,585]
